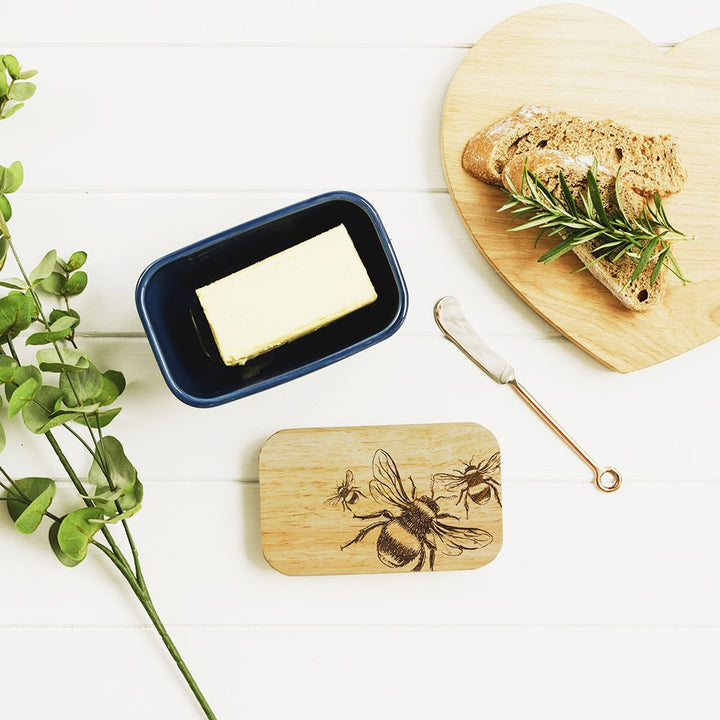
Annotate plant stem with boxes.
[93,541,217,719]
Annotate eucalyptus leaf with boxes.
[53,508,105,563]
[88,436,140,517]
[17,69,38,80]
[0,422,5,453]
[39,271,66,295]
[21,385,79,434]
[0,235,8,272]
[0,193,11,220]
[5,365,42,401]
[29,249,58,284]
[2,161,23,193]
[0,291,36,336]
[8,376,38,417]
[8,82,36,101]
[98,370,126,406]
[0,355,18,382]
[0,277,27,290]
[36,346,89,373]
[0,73,7,95]
[2,55,20,79]
[1,102,24,120]
[67,251,87,270]
[80,407,122,429]
[6,477,55,534]
[59,363,103,406]
[49,520,81,567]
[94,478,143,518]
[63,271,88,296]
[49,308,80,326]
[25,314,78,345]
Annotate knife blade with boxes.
[434,296,516,384]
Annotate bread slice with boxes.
[502,150,665,312]
[463,105,687,198]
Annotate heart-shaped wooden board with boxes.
[441,4,720,373]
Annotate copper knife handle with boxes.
[509,380,622,493]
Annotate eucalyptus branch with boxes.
[0,53,216,719]
[499,163,692,286]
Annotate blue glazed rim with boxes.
[135,190,409,408]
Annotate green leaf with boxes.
[25,314,78,345]
[98,370,126,406]
[67,251,87,271]
[94,478,143,518]
[6,477,56,534]
[39,271,66,295]
[59,363,103,406]
[29,249,58,285]
[49,520,81,567]
[0,423,5,453]
[1,102,24,120]
[49,308,80,326]
[0,234,8,272]
[0,291,36,336]
[0,355,18,383]
[0,193,11,221]
[18,69,38,80]
[5,365,42,401]
[0,278,27,290]
[0,73,7,96]
[63,271,87,296]
[88,436,141,517]
[21,385,79,434]
[81,407,122,429]
[88,436,137,489]
[2,161,23,193]
[2,55,20,79]
[8,377,38,417]
[36,347,89,373]
[8,82,36,101]
[53,508,104,563]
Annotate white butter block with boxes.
[195,224,378,366]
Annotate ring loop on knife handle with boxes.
[509,380,622,493]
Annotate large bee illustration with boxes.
[341,450,493,572]
[432,452,502,518]
[325,470,366,513]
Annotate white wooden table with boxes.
[3,2,720,717]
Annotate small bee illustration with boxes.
[325,470,366,513]
[432,451,501,518]
[341,450,493,572]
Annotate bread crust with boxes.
[463,105,687,197]
[501,149,665,312]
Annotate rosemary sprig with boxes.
[498,163,692,286]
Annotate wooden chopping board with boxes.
[441,4,720,373]
[259,424,503,576]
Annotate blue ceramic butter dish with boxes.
[135,191,408,408]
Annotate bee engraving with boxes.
[325,470,366,513]
[341,450,493,572]
[432,452,501,518]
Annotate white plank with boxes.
[1,479,719,627]
[2,335,718,482]
[0,626,717,719]
[6,190,553,337]
[2,47,458,192]
[3,1,718,45]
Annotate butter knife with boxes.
[434,296,621,493]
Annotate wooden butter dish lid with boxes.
[259,423,502,576]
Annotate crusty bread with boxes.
[463,105,687,197]
[502,150,665,312]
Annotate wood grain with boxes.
[259,424,503,575]
[441,4,720,372]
